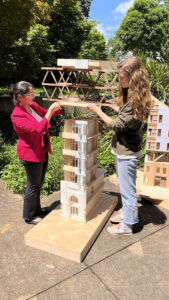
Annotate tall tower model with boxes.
[140,97,169,202]
[60,117,105,222]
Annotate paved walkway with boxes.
[1,179,169,300]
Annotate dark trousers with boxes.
[20,135,48,221]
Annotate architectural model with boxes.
[24,115,118,262]
[41,59,118,106]
[60,117,105,222]
[140,96,169,202]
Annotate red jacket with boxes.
[11,101,62,162]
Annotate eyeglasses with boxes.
[25,92,34,97]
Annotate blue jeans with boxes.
[115,156,139,225]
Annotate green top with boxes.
[110,101,142,156]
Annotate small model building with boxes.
[140,96,169,202]
[60,117,105,222]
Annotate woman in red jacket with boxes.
[10,81,62,225]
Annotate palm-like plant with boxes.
[140,53,169,105]
[146,60,169,104]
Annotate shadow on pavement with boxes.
[134,199,167,233]
[44,200,61,213]
[104,189,167,234]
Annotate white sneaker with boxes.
[109,209,124,223]
[107,223,132,235]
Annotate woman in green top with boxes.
[88,56,151,235]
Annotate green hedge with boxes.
[1,137,64,195]
[98,130,116,176]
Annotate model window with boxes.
[146,166,150,172]
[157,129,161,137]
[148,129,152,136]
[70,140,76,150]
[72,158,78,167]
[70,196,78,203]
[147,154,151,161]
[156,167,160,173]
[147,142,151,149]
[150,115,153,122]
[163,168,166,174]
[71,141,78,150]
[145,177,149,184]
[70,172,77,182]
[154,176,166,188]
[72,126,78,134]
[158,115,163,123]
[167,143,169,151]
[156,142,160,150]
[71,206,78,215]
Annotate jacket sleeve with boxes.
[11,114,51,135]
[109,104,141,132]
[32,102,62,118]
[52,109,62,117]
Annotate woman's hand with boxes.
[87,103,101,115]
[88,103,112,127]
[45,102,62,122]
[49,102,62,112]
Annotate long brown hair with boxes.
[117,56,152,122]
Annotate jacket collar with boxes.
[13,103,36,118]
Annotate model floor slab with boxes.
[24,193,118,262]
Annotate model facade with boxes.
[60,117,105,222]
[140,97,169,201]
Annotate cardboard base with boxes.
[139,186,169,204]
[110,169,169,207]
[24,193,118,262]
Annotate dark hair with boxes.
[9,81,33,106]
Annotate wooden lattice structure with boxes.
[140,96,169,202]
[41,59,118,106]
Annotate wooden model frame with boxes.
[60,117,105,222]
[140,96,169,201]
[41,59,118,107]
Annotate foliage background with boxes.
[0,0,107,85]
[1,0,169,195]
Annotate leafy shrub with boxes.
[49,114,64,137]
[97,124,148,175]
[0,113,17,144]
[41,137,64,195]
[98,130,116,176]
[0,87,8,96]
[140,53,169,104]
[0,143,27,193]
[138,122,147,168]
[1,137,64,195]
